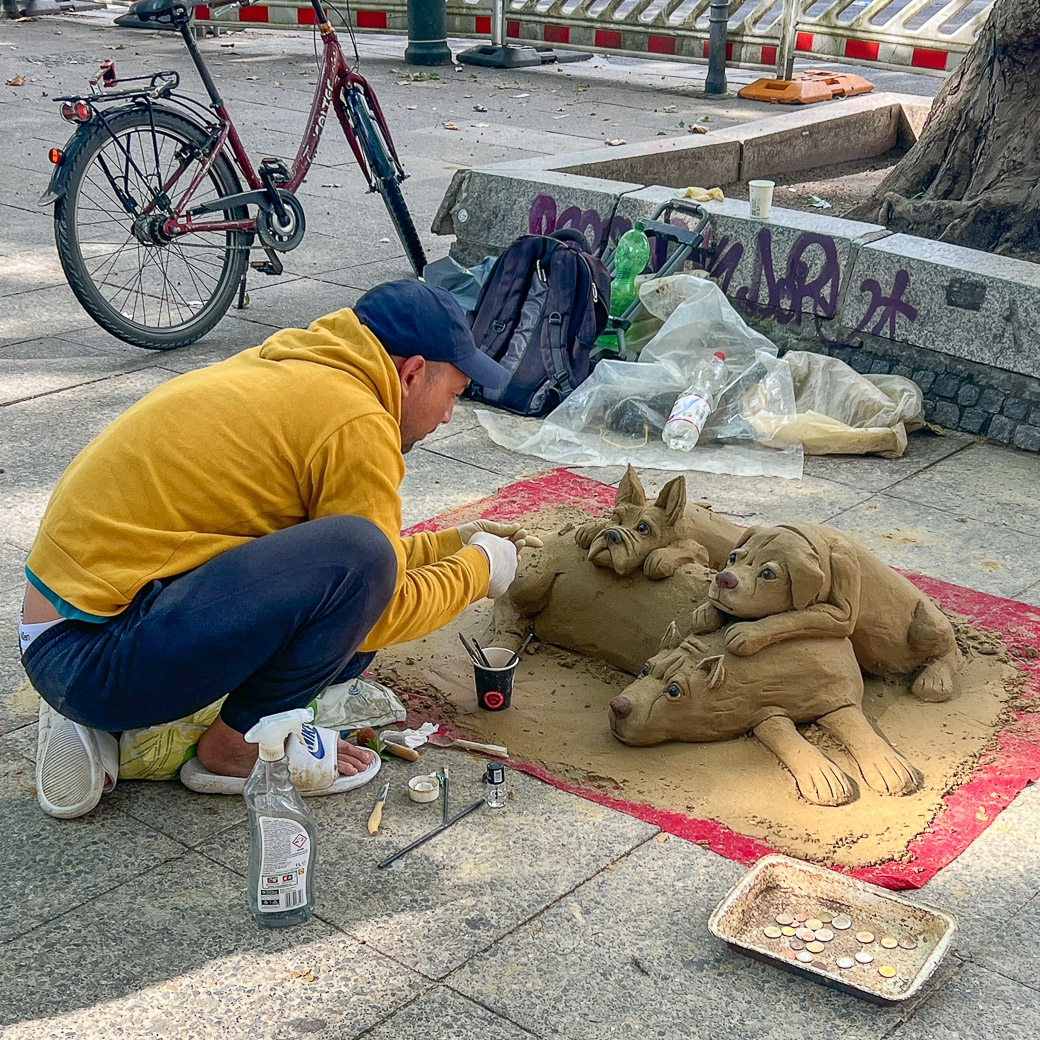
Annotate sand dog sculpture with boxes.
[658,523,963,703]
[610,625,923,806]
[497,468,740,673]
[574,466,740,578]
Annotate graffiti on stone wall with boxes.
[527,193,918,344]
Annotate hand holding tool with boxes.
[468,532,518,598]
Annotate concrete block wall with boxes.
[432,94,1040,452]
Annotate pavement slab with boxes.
[198,759,658,979]
[365,986,542,1040]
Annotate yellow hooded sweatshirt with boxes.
[25,308,490,651]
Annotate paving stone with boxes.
[0,850,426,1039]
[978,388,1004,413]
[0,736,186,944]
[198,760,657,979]
[958,407,986,434]
[956,383,980,407]
[1004,396,1030,420]
[1013,425,1040,453]
[825,493,1040,599]
[447,837,905,1039]
[398,447,519,528]
[364,986,542,1040]
[987,414,1016,444]
[882,441,1040,540]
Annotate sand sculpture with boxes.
[497,469,740,673]
[574,466,740,577]
[609,625,923,806]
[657,523,963,703]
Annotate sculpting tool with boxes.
[441,764,450,824]
[376,798,484,869]
[427,733,508,757]
[470,637,492,668]
[458,632,482,666]
[506,633,534,667]
[367,781,389,836]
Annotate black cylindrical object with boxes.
[704,0,729,96]
[405,0,452,66]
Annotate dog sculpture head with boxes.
[708,525,826,619]
[608,624,735,745]
[587,466,688,576]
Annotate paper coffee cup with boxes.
[748,180,775,219]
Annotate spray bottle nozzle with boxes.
[244,707,314,762]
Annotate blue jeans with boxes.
[22,515,397,734]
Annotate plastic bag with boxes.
[422,254,496,314]
[476,275,803,478]
[119,699,224,781]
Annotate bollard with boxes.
[405,0,452,66]
[704,0,729,95]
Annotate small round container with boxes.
[407,774,440,803]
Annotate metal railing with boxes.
[186,0,994,76]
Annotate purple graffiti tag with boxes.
[528,194,557,236]
[701,234,744,294]
[855,270,917,340]
[556,205,604,251]
[735,229,840,326]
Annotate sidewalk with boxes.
[1,13,1039,1039]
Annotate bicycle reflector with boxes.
[49,148,63,166]
[60,101,92,123]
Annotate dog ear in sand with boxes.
[609,624,923,806]
[574,466,740,579]
[672,522,962,703]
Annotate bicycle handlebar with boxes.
[207,0,241,8]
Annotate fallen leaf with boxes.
[6,75,25,87]
[442,121,460,130]
[379,237,390,243]
[405,104,417,110]
[663,104,676,113]
[473,103,487,112]
[687,125,708,134]
[605,138,626,146]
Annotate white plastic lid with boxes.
[244,706,314,761]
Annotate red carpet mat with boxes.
[404,469,1040,890]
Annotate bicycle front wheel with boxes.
[348,94,427,277]
[54,107,250,350]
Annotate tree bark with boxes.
[845,0,1040,260]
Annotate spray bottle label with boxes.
[257,816,312,912]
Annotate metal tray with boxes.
[707,854,957,1004]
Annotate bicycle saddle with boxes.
[122,0,191,24]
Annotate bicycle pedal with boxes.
[259,157,291,185]
[250,259,283,275]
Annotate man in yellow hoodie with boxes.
[20,280,524,818]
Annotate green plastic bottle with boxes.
[596,227,652,352]
[609,227,651,317]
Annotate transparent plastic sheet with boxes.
[476,274,802,478]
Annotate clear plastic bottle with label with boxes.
[243,707,319,928]
[662,351,728,452]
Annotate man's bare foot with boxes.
[196,717,375,778]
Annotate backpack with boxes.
[466,230,611,416]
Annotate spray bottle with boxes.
[243,707,319,928]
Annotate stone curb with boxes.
[433,92,1040,451]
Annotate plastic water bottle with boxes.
[662,351,728,452]
[243,707,319,928]
[608,227,651,317]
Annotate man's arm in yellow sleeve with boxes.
[304,414,490,648]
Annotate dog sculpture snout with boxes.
[715,570,739,590]
[609,695,633,719]
[605,528,623,546]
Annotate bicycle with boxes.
[40,0,428,350]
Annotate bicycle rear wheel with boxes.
[54,107,250,350]
[347,92,427,277]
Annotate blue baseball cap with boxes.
[354,280,509,390]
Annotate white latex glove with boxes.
[458,519,544,550]
[468,532,519,598]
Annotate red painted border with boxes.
[402,469,1040,889]
[911,47,948,70]
[238,4,268,22]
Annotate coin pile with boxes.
[760,906,919,983]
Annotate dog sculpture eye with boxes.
[666,684,682,700]
[761,568,775,580]
[728,552,737,564]
[640,665,649,677]
[636,522,650,535]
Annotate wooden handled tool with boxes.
[367,782,390,836]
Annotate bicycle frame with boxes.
[113,0,406,241]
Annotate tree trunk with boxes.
[845,0,1040,261]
